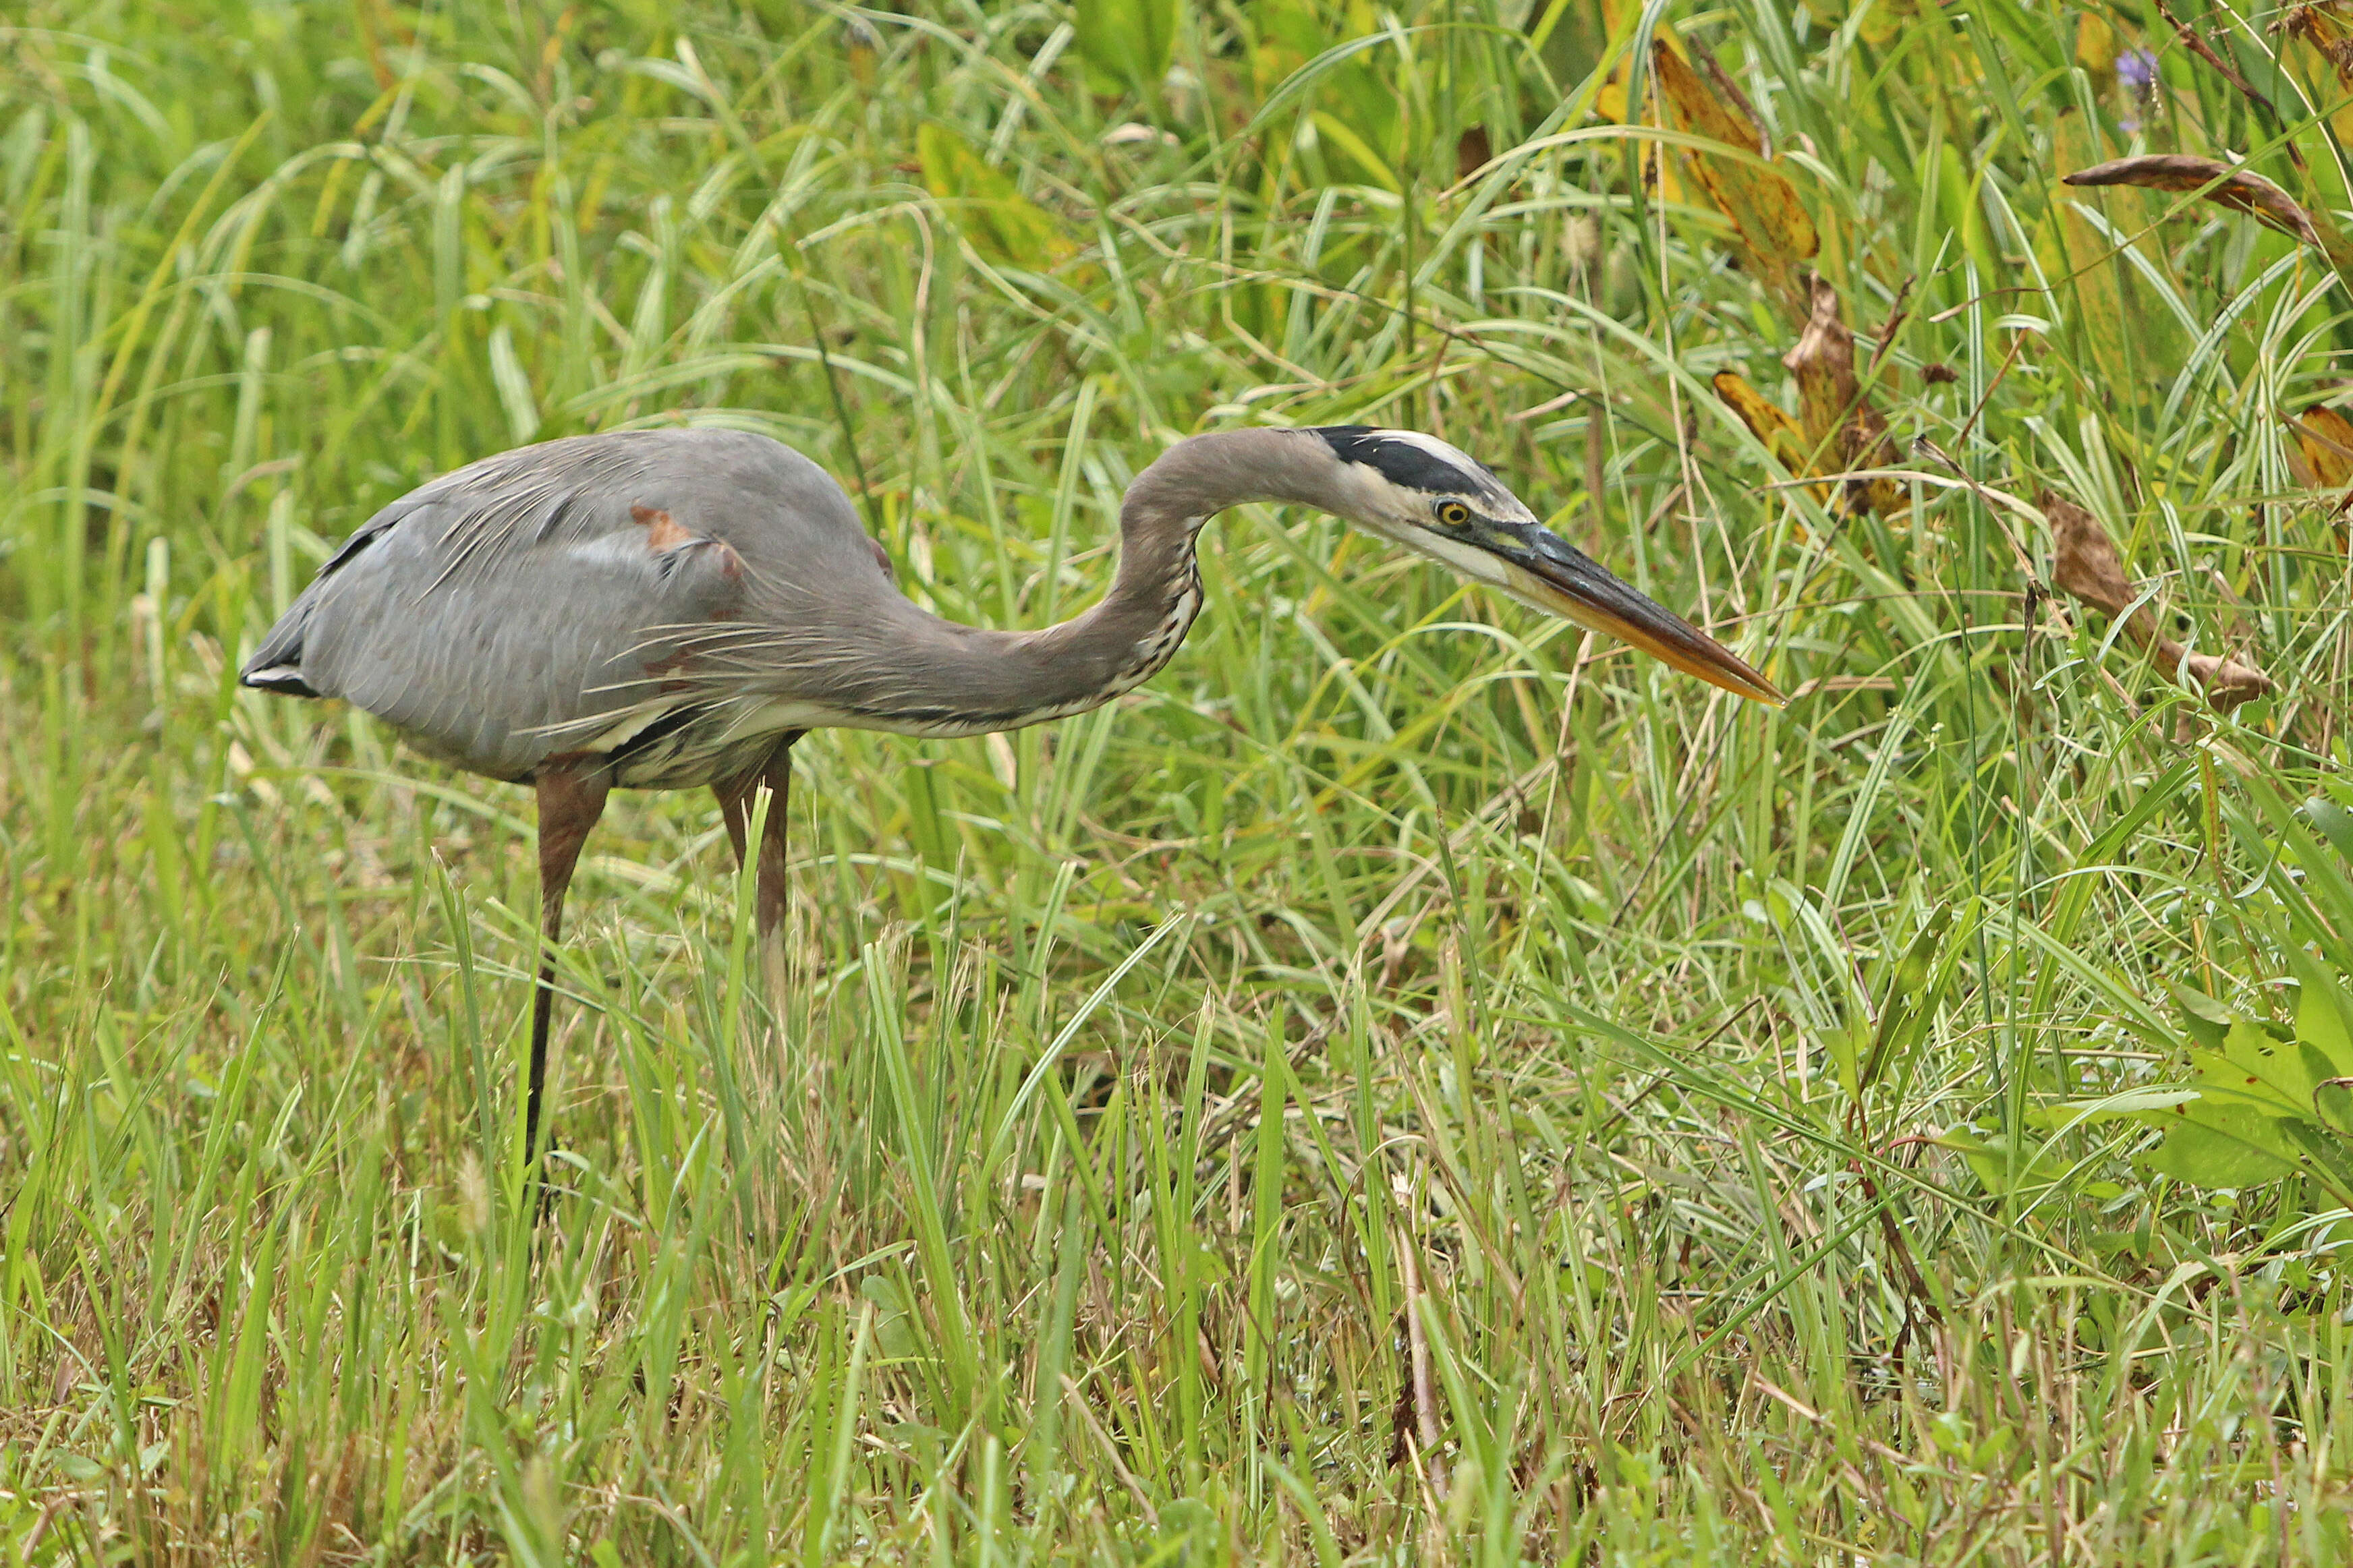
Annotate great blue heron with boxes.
[242,425,1780,1157]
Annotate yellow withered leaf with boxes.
[1587,9,1684,204]
[1805,0,1912,47]
[1713,370,1830,532]
[1651,42,1817,322]
[2290,404,2353,488]
[1711,370,1803,449]
[1591,0,1641,123]
[1711,370,1829,509]
[2037,111,2191,394]
[2076,10,2118,76]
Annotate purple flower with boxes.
[2118,47,2158,94]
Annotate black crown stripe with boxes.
[1312,426,1489,496]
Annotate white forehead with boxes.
[1373,430,1481,469]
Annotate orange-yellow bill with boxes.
[1492,523,1784,707]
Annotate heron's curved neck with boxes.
[1020,428,1345,717]
[863,429,1342,735]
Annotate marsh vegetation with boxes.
[5,1,2353,1561]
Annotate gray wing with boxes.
[240,428,874,782]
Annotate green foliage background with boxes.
[5,0,2353,1560]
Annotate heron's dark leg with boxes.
[711,731,803,946]
[754,732,803,943]
[715,786,751,870]
[529,762,612,1163]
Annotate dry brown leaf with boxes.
[2062,154,2323,248]
[1455,124,1493,183]
[2045,492,2275,712]
[1780,275,1902,517]
[2284,2,2353,74]
[2281,6,2353,140]
[1652,40,1817,321]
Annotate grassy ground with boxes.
[7,0,2353,1561]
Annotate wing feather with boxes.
[237,430,848,780]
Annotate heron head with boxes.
[1305,426,1784,706]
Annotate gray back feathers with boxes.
[245,430,888,780]
[243,426,1374,786]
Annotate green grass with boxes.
[7,0,2353,1561]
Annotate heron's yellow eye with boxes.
[1436,500,1472,527]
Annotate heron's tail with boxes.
[240,601,323,697]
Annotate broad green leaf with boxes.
[1861,902,1954,1091]
[1075,0,1179,98]
[1934,1125,2069,1196]
[2186,1020,2325,1120]
[2305,795,2353,867]
[2288,947,2353,1076]
[2285,1117,2353,1204]
[1249,0,1326,97]
[2023,1086,2203,1130]
[2316,1080,2353,1137]
[2141,1103,2302,1188]
[1308,111,1400,190]
[2164,979,2238,1052]
[2035,110,2187,396]
[1825,1016,1863,1100]
[858,1274,922,1362]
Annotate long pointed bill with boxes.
[1491,524,1784,707]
